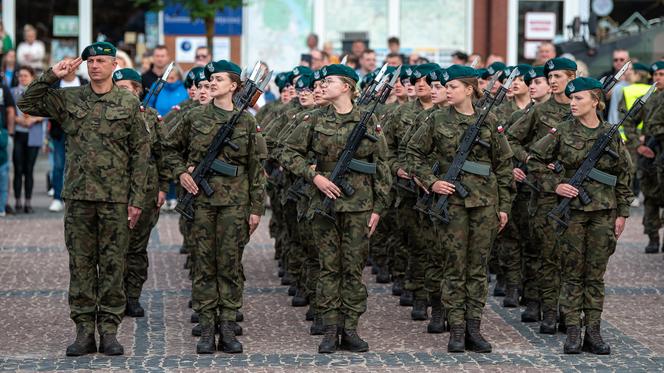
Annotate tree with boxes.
[133,0,243,56]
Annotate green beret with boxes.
[291,66,313,81]
[321,64,359,82]
[274,72,290,91]
[651,61,664,73]
[426,68,448,85]
[565,77,602,98]
[544,57,577,76]
[204,60,242,81]
[185,67,204,88]
[410,63,440,84]
[295,74,314,90]
[193,67,207,86]
[442,64,477,83]
[507,64,533,78]
[400,65,414,82]
[486,62,507,76]
[81,42,116,61]
[631,62,650,73]
[524,66,546,84]
[112,68,141,83]
[312,69,324,82]
[475,68,490,80]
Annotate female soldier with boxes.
[281,64,391,354]
[507,57,577,333]
[528,77,632,354]
[112,68,170,318]
[164,60,265,354]
[406,65,512,353]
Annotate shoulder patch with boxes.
[549,127,557,134]
[157,115,163,122]
[256,124,262,133]
[497,125,504,133]
[172,105,181,111]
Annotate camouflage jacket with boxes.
[623,89,664,147]
[280,104,392,214]
[17,68,149,206]
[162,103,266,215]
[264,100,302,154]
[406,105,514,214]
[255,99,283,127]
[507,96,571,165]
[139,107,172,209]
[529,119,633,216]
[383,100,421,175]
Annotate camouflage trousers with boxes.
[283,201,305,288]
[530,195,561,311]
[370,204,398,272]
[124,206,160,299]
[498,193,531,288]
[64,200,129,335]
[191,204,248,326]
[421,213,442,297]
[399,196,430,300]
[267,186,285,259]
[440,204,498,326]
[559,209,617,327]
[640,171,662,236]
[313,211,370,329]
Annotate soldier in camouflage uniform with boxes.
[255,72,289,130]
[507,57,577,334]
[112,68,171,318]
[623,62,664,253]
[163,60,265,354]
[384,63,439,319]
[281,64,392,354]
[406,65,513,353]
[529,77,633,354]
[17,42,150,356]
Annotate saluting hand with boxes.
[52,57,82,79]
[313,174,342,200]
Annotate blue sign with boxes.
[163,4,242,35]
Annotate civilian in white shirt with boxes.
[16,24,45,73]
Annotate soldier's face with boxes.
[404,81,416,97]
[478,78,488,92]
[320,76,348,100]
[394,80,405,97]
[280,87,292,103]
[415,77,431,98]
[511,77,528,97]
[570,91,597,117]
[445,80,472,106]
[197,81,212,104]
[115,80,140,97]
[430,82,447,104]
[297,89,315,107]
[529,77,550,100]
[313,81,325,103]
[653,70,664,90]
[548,71,573,95]
[209,72,237,99]
[86,56,117,82]
[187,85,197,99]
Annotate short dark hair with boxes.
[17,65,35,77]
[154,45,169,52]
[388,37,400,45]
[195,46,209,52]
[386,52,403,63]
[451,51,468,62]
[361,49,376,57]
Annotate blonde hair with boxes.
[457,77,481,100]
[589,88,606,112]
[339,76,360,99]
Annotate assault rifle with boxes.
[357,64,388,106]
[175,62,273,220]
[428,67,520,223]
[547,83,656,231]
[315,66,402,221]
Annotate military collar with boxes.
[82,83,122,104]
[324,105,361,123]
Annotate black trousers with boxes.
[13,132,40,200]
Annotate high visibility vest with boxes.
[620,83,651,141]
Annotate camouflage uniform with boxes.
[406,106,513,327]
[507,96,571,316]
[17,69,149,335]
[255,99,282,128]
[125,108,171,300]
[281,105,392,329]
[163,103,265,327]
[529,119,632,327]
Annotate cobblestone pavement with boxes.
[2,159,664,372]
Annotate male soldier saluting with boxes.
[18,42,149,356]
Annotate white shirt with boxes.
[16,40,46,71]
[60,76,82,88]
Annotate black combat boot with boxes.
[427,294,445,334]
[447,323,465,353]
[521,299,541,322]
[179,245,190,254]
[188,299,192,308]
[411,298,428,321]
[190,312,199,323]
[340,329,369,352]
[196,324,216,354]
[281,272,294,286]
[371,264,379,275]
[184,255,191,270]
[493,274,506,296]
[392,278,403,296]
[318,325,339,353]
[376,265,390,284]
[291,288,309,307]
[558,312,567,333]
[235,310,244,322]
[645,233,660,253]
[125,298,145,317]
[305,306,315,321]
[65,324,97,356]
[278,267,285,278]
[563,325,582,354]
[310,314,324,335]
[229,321,243,336]
[99,333,124,356]
[539,307,557,334]
[218,321,243,353]
[582,324,611,355]
[288,285,297,296]
[465,319,492,353]
[399,290,414,306]
[502,286,519,308]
